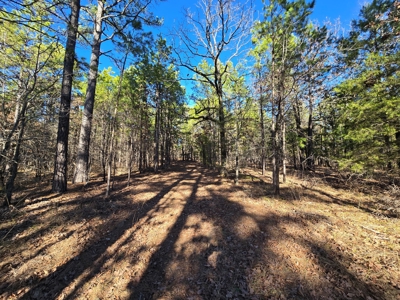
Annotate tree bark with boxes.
[153,85,160,172]
[271,61,280,195]
[306,92,314,170]
[282,120,287,183]
[234,107,240,185]
[73,0,103,183]
[216,72,227,176]
[5,118,26,205]
[396,131,400,169]
[272,117,280,195]
[259,87,266,176]
[306,113,314,170]
[127,134,133,186]
[106,107,117,197]
[52,0,81,192]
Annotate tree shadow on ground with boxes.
[302,186,399,218]
[0,163,196,299]
[0,162,390,299]
[127,166,382,299]
[241,167,399,218]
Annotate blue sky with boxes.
[148,0,367,34]
[98,0,368,66]
[95,0,370,96]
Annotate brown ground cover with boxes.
[0,162,399,299]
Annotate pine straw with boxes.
[241,168,399,299]
[0,163,399,300]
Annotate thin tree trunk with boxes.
[215,66,227,175]
[101,118,108,182]
[0,90,27,170]
[153,86,160,172]
[396,131,400,169]
[235,117,240,185]
[271,62,280,195]
[161,129,165,168]
[106,53,127,196]
[260,87,266,176]
[306,107,314,170]
[73,0,104,183]
[282,120,287,183]
[5,118,26,205]
[139,107,143,172]
[218,94,227,175]
[106,107,117,197]
[272,114,280,195]
[127,134,133,186]
[292,97,303,170]
[1,87,28,201]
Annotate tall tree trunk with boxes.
[73,0,103,183]
[153,86,160,172]
[106,107,117,197]
[259,88,266,176]
[1,86,28,202]
[272,112,280,195]
[282,120,287,183]
[161,122,165,168]
[215,69,227,175]
[139,107,144,172]
[52,0,81,192]
[235,113,240,185]
[218,100,227,174]
[127,134,133,187]
[396,131,400,169]
[101,118,109,182]
[106,53,127,196]
[306,100,314,170]
[166,112,171,167]
[271,63,280,195]
[292,97,303,170]
[0,90,28,173]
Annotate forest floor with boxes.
[0,162,399,300]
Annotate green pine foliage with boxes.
[332,0,400,172]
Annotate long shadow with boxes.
[128,167,278,299]
[127,165,386,299]
[129,170,203,299]
[2,163,389,299]
[302,239,380,298]
[0,171,187,252]
[13,167,195,299]
[240,168,398,218]
[303,187,398,218]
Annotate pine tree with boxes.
[333,0,400,172]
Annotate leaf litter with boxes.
[0,162,399,299]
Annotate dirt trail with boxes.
[0,162,399,299]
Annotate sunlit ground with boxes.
[0,163,399,299]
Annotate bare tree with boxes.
[174,0,252,175]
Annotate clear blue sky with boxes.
[95,0,369,95]
[99,0,368,66]
[148,0,367,34]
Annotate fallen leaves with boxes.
[0,164,399,299]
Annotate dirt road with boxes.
[1,162,398,299]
